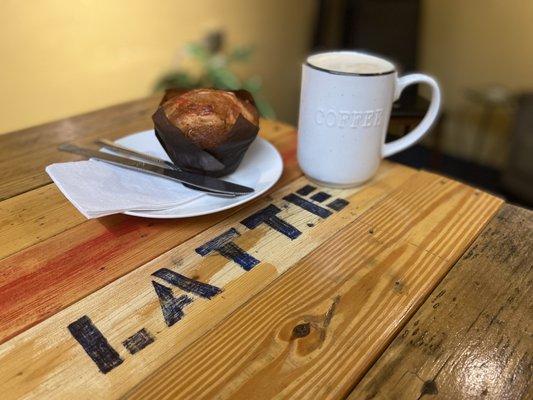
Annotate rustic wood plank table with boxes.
[0,97,531,400]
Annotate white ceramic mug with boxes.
[297,51,441,187]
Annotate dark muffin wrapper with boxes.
[152,89,259,178]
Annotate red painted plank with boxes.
[0,123,299,344]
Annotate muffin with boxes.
[152,88,260,177]
[162,89,259,149]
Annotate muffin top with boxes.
[162,89,259,149]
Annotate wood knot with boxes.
[421,380,438,395]
[394,280,405,293]
[291,322,311,339]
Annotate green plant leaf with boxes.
[208,54,228,69]
[185,42,209,61]
[252,94,276,119]
[153,71,198,92]
[207,67,241,90]
[154,37,273,117]
[242,76,262,93]
[228,46,253,62]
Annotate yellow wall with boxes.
[5,0,531,167]
[419,0,533,165]
[0,0,317,134]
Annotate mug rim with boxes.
[305,50,396,77]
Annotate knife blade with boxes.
[96,139,177,170]
[58,144,254,196]
[95,139,223,195]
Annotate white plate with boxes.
[114,130,283,218]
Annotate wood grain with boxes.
[0,88,296,202]
[0,184,85,260]
[0,121,299,344]
[123,172,502,399]
[0,94,515,400]
[0,96,161,201]
[0,119,296,261]
[0,163,417,399]
[349,204,532,400]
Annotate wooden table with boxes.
[0,97,531,400]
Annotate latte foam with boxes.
[307,52,394,75]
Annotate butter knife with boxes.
[95,139,220,195]
[96,139,177,170]
[58,144,254,196]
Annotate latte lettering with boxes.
[315,108,384,128]
[68,186,352,373]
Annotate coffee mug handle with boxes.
[382,74,441,158]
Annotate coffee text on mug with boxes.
[314,108,384,128]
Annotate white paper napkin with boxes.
[46,160,205,218]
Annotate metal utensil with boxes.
[59,144,254,197]
[96,139,221,195]
[96,139,177,170]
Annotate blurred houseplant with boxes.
[154,32,275,118]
